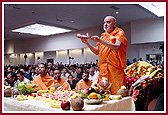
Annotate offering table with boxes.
[3,96,135,111]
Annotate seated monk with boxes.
[32,63,55,92]
[54,69,71,90]
[75,71,93,90]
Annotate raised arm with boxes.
[77,33,99,55]
[90,35,122,51]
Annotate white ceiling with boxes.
[4,3,158,40]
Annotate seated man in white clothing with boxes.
[88,68,99,86]
[16,71,31,84]
[61,68,70,81]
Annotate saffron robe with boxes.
[97,27,127,94]
[75,79,93,90]
[32,74,55,92]
[55,78,71,90]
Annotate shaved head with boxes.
[105,16,116,23]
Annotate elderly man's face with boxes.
[103,16,116,33]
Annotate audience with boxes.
[54,69,71,90]
[61,67,70,81]
[31,63,55,92]
[16,71,31,84]
[75,71,92,90]
[4,58,164,91]
[6,71,17,87]
[67,74,76,90]
[76,67,83,82]
[88,68,99,86]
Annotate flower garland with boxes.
[125,61,164,102]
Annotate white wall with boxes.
[131,17,164,44]
[4,18,164,66]
[69,49,83,64]
[84,48,99,64]
[5,40,14,54]
[122,24,139,61]
[56,50,68,65]
[35,52,44,64]
[19,53,35,65]
[122,23,163,63]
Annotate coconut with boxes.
[53,83,60,89]
[71,97,84,111]
[117,89,128,97]
[4,88,12,97]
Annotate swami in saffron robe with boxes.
[75,79,93,90]
[54,78,71,90]
[32,74,55,92]
[97,27,127,95]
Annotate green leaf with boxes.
[98,84,104,89]
[106,83,112,90]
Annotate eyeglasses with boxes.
[83,75,89,78]
[54,73,60,75]
[6,78,10,79]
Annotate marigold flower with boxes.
[142,83,147,88]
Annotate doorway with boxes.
[47,59,53,66]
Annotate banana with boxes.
[37,90,50,94]
[50,102,61,108]
[5,86,11,89]
[113,95,122,100]
[110,95,122,100]
[16,97,24,101]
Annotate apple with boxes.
[87,87,95,94]
[99,89,106,95]
[61,101,70,110]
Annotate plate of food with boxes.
[109,95,122,100]
[84,99,103,104]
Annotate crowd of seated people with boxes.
[4,61,99,90]
[4,58,164,91]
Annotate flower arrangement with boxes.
[124,61,164,102]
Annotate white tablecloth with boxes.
[3,96,135,112]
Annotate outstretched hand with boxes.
[90,36,100,42]
[77,33,90,44]
[77,33,100,43]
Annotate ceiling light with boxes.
[115,11,119,14]
[11,23,72,36]
[139,3,165,17]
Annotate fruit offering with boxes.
[89,92,97,99]
[117,85,128,97]
[61,101,70,110]
[98,77,112,90]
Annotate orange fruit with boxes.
[89,92,97,99]
[50,87,56,92]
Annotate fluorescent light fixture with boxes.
[139,3,165,17]
[11,23,72,36]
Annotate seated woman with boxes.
[67,74,76,90]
